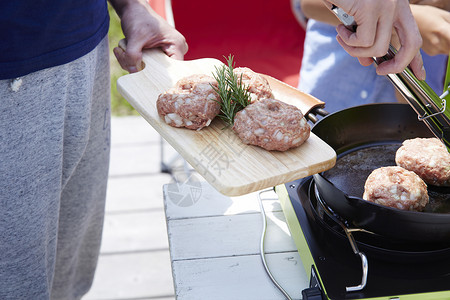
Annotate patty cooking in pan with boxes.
[232,98,310,151]
[363,166,429,211]
[233,67,273,103]
[395,138,450,186]
[156,74,220,130]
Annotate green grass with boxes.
[108,4,139,116]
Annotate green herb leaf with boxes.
[211,55,251,126]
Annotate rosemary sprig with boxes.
[211,55,251,126]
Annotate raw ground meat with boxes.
[363,166,429,211]
[233,67,273,103]
[395,137,450,186]
[156,74,220,130]
[232,98,310,151]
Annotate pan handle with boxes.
[314,184,368,293]
[306,107,329,124]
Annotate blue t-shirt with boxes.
[0,0,109,80]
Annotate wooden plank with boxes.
[172,252,308,300]
[111,116,161,145]
[167,211,297,261]
[109,140,162,176]
[101,210,169,254]
[117,49,336,196]
[84,251,175,300]
[106,175,170,213]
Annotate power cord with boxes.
[257,188,294,300]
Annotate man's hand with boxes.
[109,0,188,73]
[323,0,426,80]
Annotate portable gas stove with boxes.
[271,102,450,299]
[271,7,450,300]
[275,179,450,300]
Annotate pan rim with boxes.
[313,102,449,218]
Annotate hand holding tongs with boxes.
[332,5,450,152]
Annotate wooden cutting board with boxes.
[117,48,336,196]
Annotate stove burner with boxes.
[283,177,450,299]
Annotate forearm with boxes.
[410,4,450,55]
[108,0,157,19]
[108,0,134,17]
[301,0,340,25]
[410,0,450,11]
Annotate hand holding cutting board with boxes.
[109,0,188,73]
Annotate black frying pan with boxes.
[312,103,450,244]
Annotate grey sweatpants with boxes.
[0,37,110,300]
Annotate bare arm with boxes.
[410,0,450,11]
[411,4,450,55]
[108,0,188,72]
[301,0,339,25]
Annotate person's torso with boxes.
[0,0,109,80]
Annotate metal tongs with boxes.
[332,6,450,152]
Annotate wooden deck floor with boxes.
[83,116,179,300]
